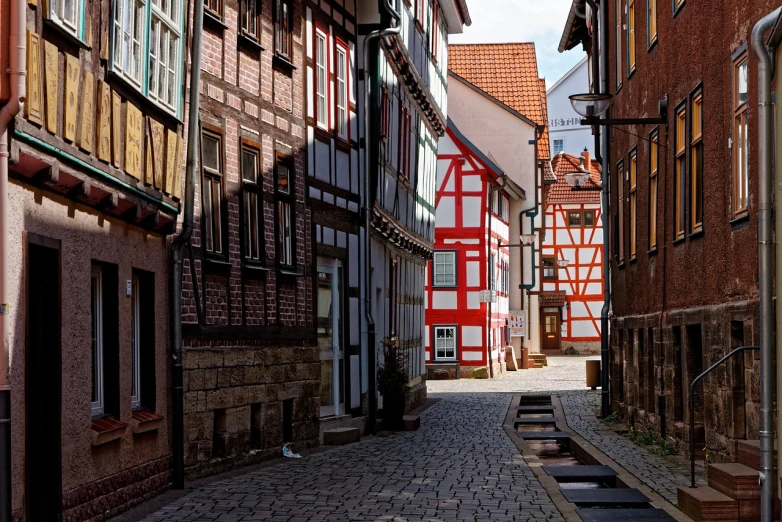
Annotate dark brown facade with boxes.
[181,0,317,477]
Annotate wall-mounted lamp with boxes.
[519,234,536,246]
[570,93,668,126]
[557,259,571,268]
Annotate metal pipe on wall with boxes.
[170,0,205,489]
[362,0,400,435]
[775,33,782,500]
[0,0,26,515]
[750,9,780,520]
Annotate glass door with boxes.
[317,258,344,417]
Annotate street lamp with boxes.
[557,259,571,268]
[570,93,669,126]
[519,233,536,246]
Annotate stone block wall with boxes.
[182,344,320,478]
[610,300,760,462]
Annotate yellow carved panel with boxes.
[79,71,94,153]
[145,132,153,186]
[150,119,165,189]
[165,129,177,196]
[64,55,80,142]
[173,135,183,200]
[43,40,58,134]
[112,91,121,168]
[124,102,142,179]
[25,31,43,126]
[97,81,111,162]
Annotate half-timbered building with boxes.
[358,0,470,411]
[180,0,316,477]
[426,120,524,378]
[3,0,186,516]
[541,151,603,354]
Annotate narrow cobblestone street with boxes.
[115,356,694,522]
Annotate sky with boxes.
[449,0,586,88]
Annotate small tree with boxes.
[377,338,410,400]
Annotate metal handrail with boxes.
[690,345,759,487]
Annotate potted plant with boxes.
[377,338,410,430]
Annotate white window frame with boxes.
[434,326,457,361]
[113,0,146,88]
[50,0,84,37]
[335,42,349,141]
[315,27,328,130]
[433,251,456,287]
[91,265,104,417]
[148,0,181,111]
[131,273,142,410]
[553,138,565,155]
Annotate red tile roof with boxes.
[449,43,550,161]
[540,291,567,307]
[548,152,602,204]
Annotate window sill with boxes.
[648,36,658,52]
[314,126,332,142]
[278,266,303,277]
[205,257,232,275]
[688,228,704,240]
[91,416,128,446]
[628,67,636,80]
[432,284,458,289]
[131,410,163,435]
[629,256,637,264]
[647,247,658,256]
[243,263,272,279]
[105,69,182,125]
[673,1,685,17]
[203,9,228,31]
[335,137,351,152]
[238,33,264,54]
[730,213,749,231]
[673,236,686,246]
[43,19,91,50]
[273,54,296,73]
[617,261,625,269]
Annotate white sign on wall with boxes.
[479,290,497,303]
[509,310,525,337]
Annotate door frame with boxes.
[541,307,562,352]
[317,258,344,417]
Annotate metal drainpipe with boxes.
[750,9,780,521]
[362,0,400,435]
[774,28,782,500]
[0,0,26,516]
[170,0,204,489]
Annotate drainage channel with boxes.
[509,394,682,522]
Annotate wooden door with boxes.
[542,308,561,352]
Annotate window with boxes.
[241,0,259,40]
[674,106,686,239]
[241,144,263,263]
[691,92,703,232]
[584,210,595,226]
[489,253,496,290]
[673,0,684,13]
[615,0,623,90]
[617,161,625,262]
[628,0,636,74]
[434,326,456,360]
[49,0,83,37]
[91,265,104,417]
[131,270,156,411]
[629,150,637,258]
[733,53,749,216]
[416,0,426,24]
[500,261,508,294]
[433,251,456,286]
[398,105,412,180]
[110,0,182,112]
[204,0,221,18]
[494,191,504,218]
[335,41,349,141]
[431,0,439,60]
[543,257,557,279]
[567,211,583,227]
[275,0,293,59]
[380,87,390,139]
[201,130,224,256]
[276,152,294,267]
[315,27,328,129]
[553,139,564,155]
[649,130,659,249]
[648,0,657,46]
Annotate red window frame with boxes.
[398,105,412,180]
[431,0,439,61]
[334,37,350,142]
[380,87,389,139]
[314,22,330,131]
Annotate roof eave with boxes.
[441,0,472,34]
[558,0,588,53]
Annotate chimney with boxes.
[581,148,591,171]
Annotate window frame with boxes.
[553,139,565,155]
[431,0,439,61]
[200,127,227,258]
[732,51,749,217]
[489,252,496,291]
[48,0,86,39]
[674,104,687,240]
[91,265,104,417]
[335,38,350,142]
[672,0,684,16]
[432,250,457,287]
[111,0,146,89]
[130,273,141,410]
[629,149,637,259]
[275,150,296,269]
[649,128,659,250]
[314,24,329,131]
[690,89,703,233]
[204,0,222,19]
[615,0,623,91]
[433,325,457,361]
[617,159,625,263]
[240,140,265,265]
[275,0,293,60]
[567,210,583,227]
[380,87,390,140]
[628,0,636,75]
[647,0,657,48]
[398,104,412,181]
[543,257,557,280]
[240,0,261,41]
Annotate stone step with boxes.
[736,440,777,472]
[542,464,617,483]
[513,416,556,428]
[402,415,420,432]
[529,354,548,367]
[561,488,649,507]
[323,427,360,446]
[677,486,738,521]
[708,463,760,500]
[517,405,555,414]
[515,431,571,441]
[576,508,676,521]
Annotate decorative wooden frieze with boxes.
[145,132,153,186]
[112,91,121,168]
[165,129,178,197]
[64,54,80,142]
[97,81,111,162]
[101,32,109,62]
[124,102,142,179]
[43,40,58,133]
[79,71,94,153]
[150,119,165,189]
[25,31,43,126]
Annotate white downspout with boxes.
[0,0,26,517]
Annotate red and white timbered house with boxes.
[425,120,525,378]
[541,151,603,353]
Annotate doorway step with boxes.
[528,354,548,368]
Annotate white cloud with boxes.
[450,0,587,86]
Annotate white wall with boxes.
[547,58,594,156]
